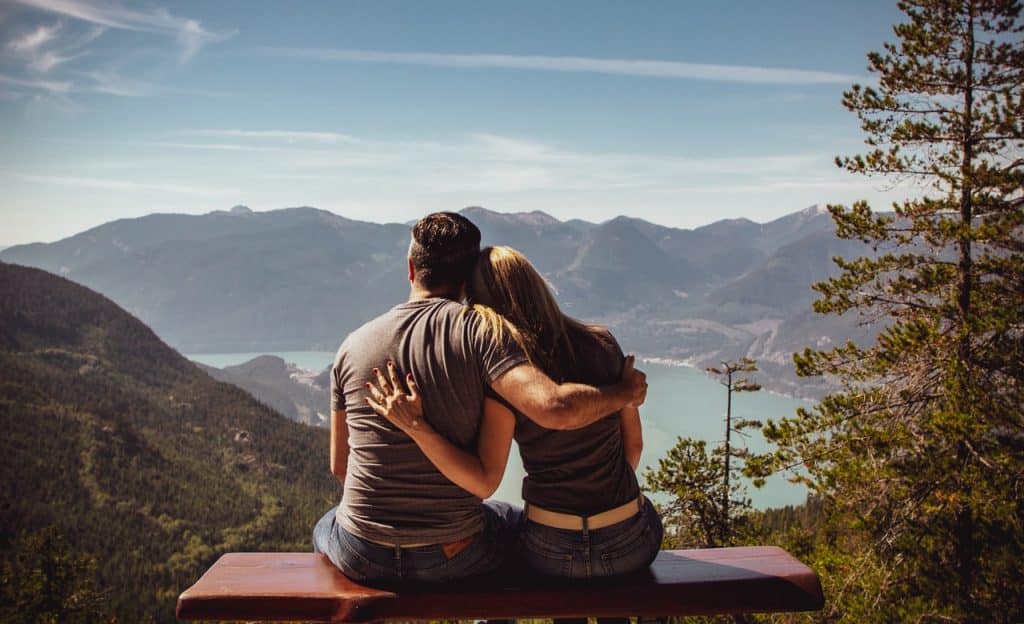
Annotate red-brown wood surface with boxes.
[176,547,824,622]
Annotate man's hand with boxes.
[621,354,648,407]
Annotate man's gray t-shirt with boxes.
[332,297,526,545]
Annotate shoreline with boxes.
[188,350,819,402]
[637,355,698,369]
[638,354,817,402]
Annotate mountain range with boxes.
[1,204,878,398]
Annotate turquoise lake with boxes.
[188,351,810,510]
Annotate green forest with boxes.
[0,262,337,622]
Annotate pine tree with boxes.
[762,1,1023,621]
[645,358,765,549]
[706,358,763,545]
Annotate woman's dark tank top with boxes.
[492,327,641,515]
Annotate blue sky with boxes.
[0,0,913,247]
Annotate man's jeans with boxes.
[519,496,663,579]
[313,501,523,587]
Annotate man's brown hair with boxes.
[410,212,481,292]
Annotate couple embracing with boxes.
[313,211,663,587]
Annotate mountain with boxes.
[0,262,336,622]
[198,355,330,427]
[555,217,698,318]
[619,216,766,284]
[3,207,411,352]
[1,204,862,396]
[702,227,866,323]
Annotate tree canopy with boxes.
[761,1,1023,621]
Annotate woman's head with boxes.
[468,246,573,375]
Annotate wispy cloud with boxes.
[0,69,219,97]
[5,20,96,72]
[1,3,227,102]
[659,179,879,194]
[9,0,234,61]
[148,129,840,196]
[18,173,235,197]
[0,72,72,93]
[28,47,89,72]
[7,22,62,53]
[78,70,225,97]
[180,129,359,144]
[259,48,859,85]
[142,141,292,153]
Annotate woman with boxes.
[366,245,663,579]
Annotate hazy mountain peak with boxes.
[519,210,560,226]
[803,204,829,216]
[460,205,497,217]
[460,205,561,227]
[210,205,251,216]
[603,215,647,229]
[718,217,758,226]
[223,354,290,377]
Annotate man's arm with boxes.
[490,354,647,430]
[330,408,349,487]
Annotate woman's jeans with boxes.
[519,496,664,579]
[313,501,522,587]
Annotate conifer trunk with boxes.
[954,2,977,613]
[723,369,732,545]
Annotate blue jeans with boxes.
[519,496,663,579]
[313,501,523,587]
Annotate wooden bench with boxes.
[176,547,824,622]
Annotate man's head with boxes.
[408,212,481,296]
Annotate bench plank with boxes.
[176,547,824,622]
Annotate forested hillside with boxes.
[0,262,337,622]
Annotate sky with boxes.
[0,0,915,247]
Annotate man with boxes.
[313,212,647,586]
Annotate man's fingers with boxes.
[634,368,648,406]
[624,359,647,407]
[636,368,647,392]
[387,361,402,395]
[364,395,385,415]
[623,354,635,375]
[366,381,386,403]
[406,374,420,401]
[373,367,392,395]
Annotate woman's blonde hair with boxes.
[467,246,594,380]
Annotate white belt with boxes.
[526,496,643,531]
